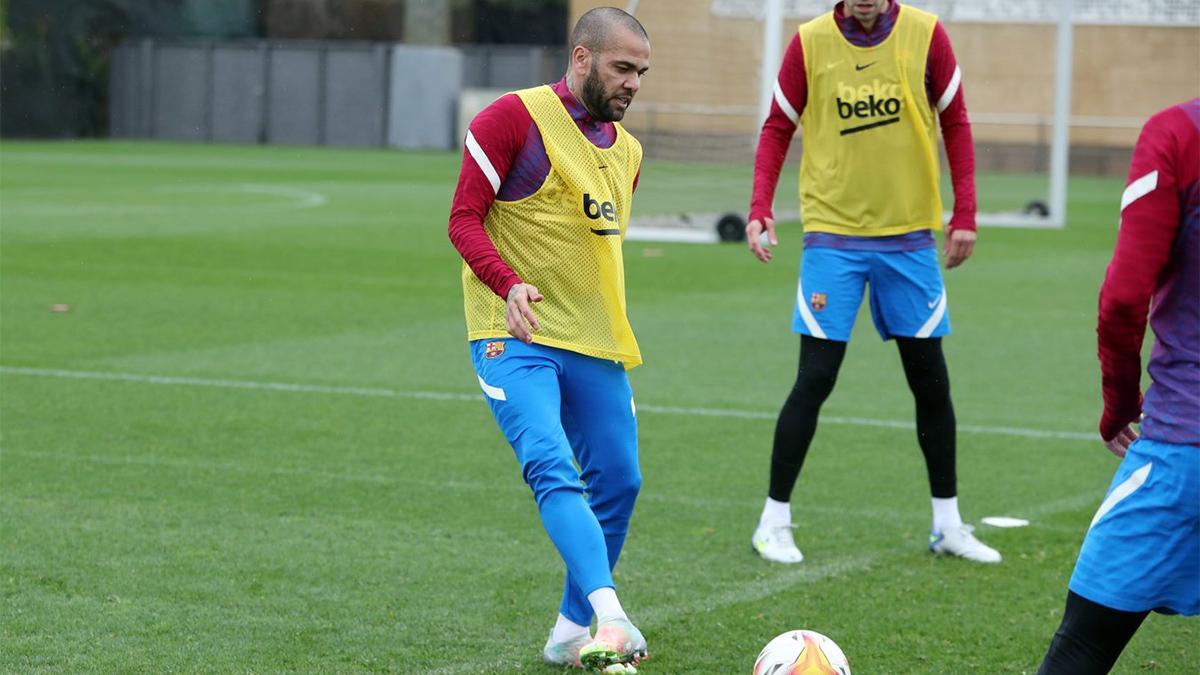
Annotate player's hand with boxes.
[505,283,543,344]
[1102,424,1139,458]
[1099,395,1142,450]
[944,228,976,269]
[747,217,777,263]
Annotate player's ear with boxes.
[570,45,591,77]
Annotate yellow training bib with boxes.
[461,85,644,367]
[798,6,942,236]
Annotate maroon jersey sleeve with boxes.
[927,22,977,232]
[447,94,530,299]
[749,33,806,225]
[1096,110,1187,440]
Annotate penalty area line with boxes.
[0,366,1095,441]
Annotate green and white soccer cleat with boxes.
[543,630,592,668]
[930,523,1002,563]
[751,522,804,564]
[578,618,647,672]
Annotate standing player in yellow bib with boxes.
[447,7,650,672]
[745,1,1001,565]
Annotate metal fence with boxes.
[110,39,564,150]
[460,44,567,89]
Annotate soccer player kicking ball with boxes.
[1037,99,1199,674]
[448,7,651,672]
[744,0,1000,564]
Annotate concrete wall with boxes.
[110,39,561,150]
[387,46,462,150]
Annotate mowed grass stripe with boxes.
[7,142,1194,673]
[1,446,973,524]
[1,366,1096,442]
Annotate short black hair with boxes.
[569,6,648,53]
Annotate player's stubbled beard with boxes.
[582,58,625,122]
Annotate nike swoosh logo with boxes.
[590,228,620,236]
[855,62,876,71]
[927,299,940,309]
[598,164,608,169]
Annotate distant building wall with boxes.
[570,0,1200,173]
[109,39,563,150]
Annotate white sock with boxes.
[551,613,590,643]
[587,587,628,624]
[760,496,791,527]
[932,496,963,533]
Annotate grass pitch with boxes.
[1,141,1195,673]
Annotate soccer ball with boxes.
[753,629,850,675]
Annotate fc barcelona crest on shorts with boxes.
[484,341,506,359]
[810,292,827,312]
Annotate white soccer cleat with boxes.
[751,522,805,564]
[543,630,591,668]
[578,618,647,671]
[929,524,1002,563]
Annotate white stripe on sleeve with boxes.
[465,130,501,194]
[1120,170,1158,212]
[936,66,961,113]
[773,80,800,124]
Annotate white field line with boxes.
[0,447,916,523]
[4,183,327,216]
[0,151,358,172]
[0,366,1097,442]
[236,183,327,208]
[0,366,473,401]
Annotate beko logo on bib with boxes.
[833,79,904,136]
[835,80,902,122]
[583,193,617,222]
[583,193,621,235]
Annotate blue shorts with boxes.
[792,246,950,342]
[469,339,638,502]
[1069,438,1200,615]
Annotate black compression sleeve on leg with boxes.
[768,335,847,503]
[1036,591,1149,675]
[896,337,957,499]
